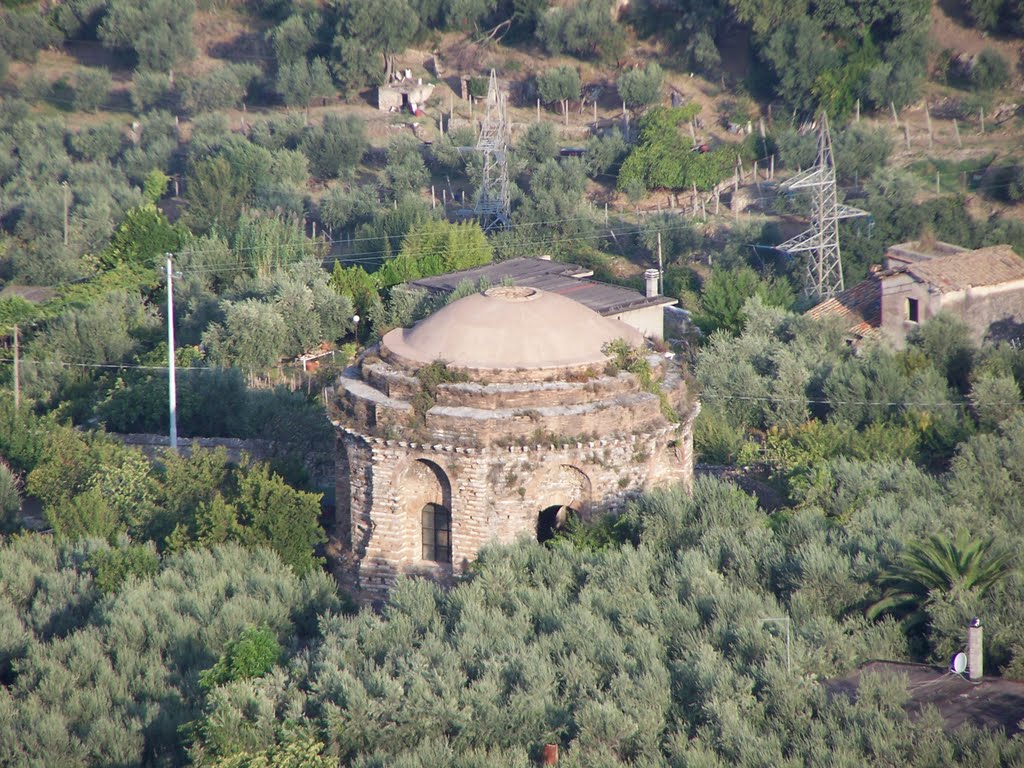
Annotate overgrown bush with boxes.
[970,48,1010,92]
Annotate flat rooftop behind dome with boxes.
[826,661,1024,736]
[888,245,1024,293]
[885,240,970,267]
[409,257,677,316]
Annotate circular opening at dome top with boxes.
[484,286,539,301]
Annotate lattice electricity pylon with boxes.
[776,113,868,300]
[473,70,511,232]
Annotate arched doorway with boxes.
[530,465,591,543]
[537,504,575,543]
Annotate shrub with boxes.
[199,626,282,688]
[516,121,557,169]
[299,114,367,180]
[970,48,1009,91]
[68,122,124,162]
[131,69,173,112]
[617,62,664,110]
[0,460,20,532]
[182,63,260,113]
[73,68,112,112]
[537,65,580,115]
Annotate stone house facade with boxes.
[878,243,1024,347]
[808,241,1024,347]
[332,286,698,601]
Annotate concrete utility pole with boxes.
[12,324,19,411]
[166,253,178,453]
[657,231,663,293]
[62,181,70,247]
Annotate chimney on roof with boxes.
[967,617,983,681]
[644,268,660,298]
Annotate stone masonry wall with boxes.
[338,405,696,601]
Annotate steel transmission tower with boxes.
[776,113,868,300]
[473,70,510,232]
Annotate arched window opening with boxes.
[422,503,451,563]
[537,504,574,543]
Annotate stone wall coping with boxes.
[337,371,413,411]
[429,391,657,421]
[337,423,678,456]
[362,360,418,385]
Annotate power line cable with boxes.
[0,356,1016,410]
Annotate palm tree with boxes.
[867,531,1015,631]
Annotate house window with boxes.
[906,298,920,323]
[421,503,451,563]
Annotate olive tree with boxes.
[72,68,112,112]
[99,0,196,71]
[617,61,663,111]
[537,65,580,122]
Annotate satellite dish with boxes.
[951,652,968,674]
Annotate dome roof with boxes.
[381,286,646,371]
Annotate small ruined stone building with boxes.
[332,286,698,599]
[808,240,1024,347]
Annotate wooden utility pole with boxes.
[12,324,19,411]
[953,118,962,148]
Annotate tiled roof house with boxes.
[808,241,1024,346]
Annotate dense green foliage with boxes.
[617,62,664,110]
[99,0,197,71]
[199,626,282,689]
[537,65,580,119]
[376,219,493,288]
[619,106,738,193]
[0,539,341,767]
[1,5,1024,763]
[3,458,1023,765]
